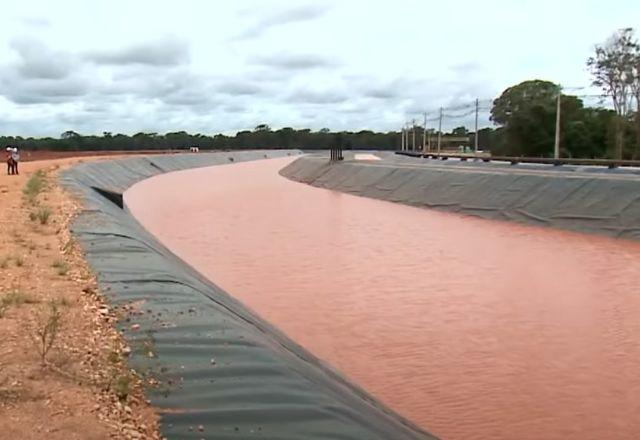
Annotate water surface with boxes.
[125,157,640,440]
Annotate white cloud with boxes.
[85,37,190,66]
[0,0,636,136]
[234,3,331,40]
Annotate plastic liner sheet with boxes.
[60,151,436,440]
[280,155,640,240]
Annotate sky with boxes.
[0,0,637,137]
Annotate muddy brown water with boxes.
[125,157,640,440]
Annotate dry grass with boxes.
[14,255,25,267]
[51,259,69,276]
[31,206,52,225]
[54,297,72,307]
[0,289,39,317]
[23,170,47,204]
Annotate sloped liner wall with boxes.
[60,151,436,440]
[280,155,640,240]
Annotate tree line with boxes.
[1,128,400,152]
[2,28,639,158]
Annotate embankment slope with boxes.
[61,151,436,440]
[281,154,640,240]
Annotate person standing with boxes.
[5,147,14,175]
[11,147,19,175]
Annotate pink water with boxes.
[125,157,640,440]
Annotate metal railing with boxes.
[396,151,640,169]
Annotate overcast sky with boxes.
[0,0,637,137]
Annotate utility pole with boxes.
[474,98,479,154]
[554,94,561,159]
[401,126,405,151]
[437,107,443,155]
[404,124,409,151]
[404,124,408,151]
[423,112,427,151]
[412,119,416,151]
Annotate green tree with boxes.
[60,130,81,140]
[490,80,560,156]
[254,124,271,132]
[451,126,468,136]
[587,28,638,158]
[562,108,615,158]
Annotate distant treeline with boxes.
[0,105,628,158]
[0,87,633,158]
[2,90,639,160]
[0,127,401,152]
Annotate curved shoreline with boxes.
[280,153,640,240]
[61,151,436,440]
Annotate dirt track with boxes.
[18,150,178,163]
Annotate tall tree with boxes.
[587,28,638,158]
[629,39,640,157]
[491,80,560,156]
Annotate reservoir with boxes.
[125,157,640,440]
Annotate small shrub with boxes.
[0,256,9,269]
[14,256,24,267]
[23,170,47,204]
[29,212,37,222]
[113,374,132,401]
[57,265,68,276]
[1,290,38,306]
[107,348,120,365]
[0,290,38,317]
[52,259,69,276]
[34,207,52,225]
[31,301,63,366]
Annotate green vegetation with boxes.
[23,170,47,204]
[484,80,619,158]
[113,374,132,400]
[32,206,52,225]
[31,301,63,366]
[588,28,640,159]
